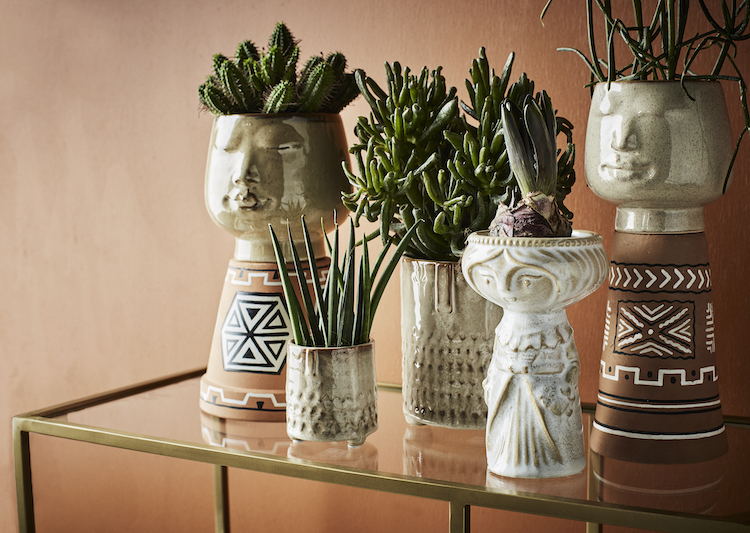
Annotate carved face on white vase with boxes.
[461,232,609,315]
[585,81,733,210]
[467,253,560,313]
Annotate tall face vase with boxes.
[199,114,350,421]
[585,81,732,463]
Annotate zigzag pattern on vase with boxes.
[226,265,329,287]
[609,262,711,293]
[599,361,718,386]
[200,384,286,410]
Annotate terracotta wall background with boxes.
[2,0,748,531]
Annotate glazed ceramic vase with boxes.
[585,81,732,463]
[401,257,503,429]
[200,114,350,421]
[286,342,378,447]
[462,230,608,478]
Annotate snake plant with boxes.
[542,0,749,192]
[342,48,575,261]
[199,22,359,115]
[269,217,420,347]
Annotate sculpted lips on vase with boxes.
[599,155,654,182]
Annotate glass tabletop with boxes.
[44,372,750,529]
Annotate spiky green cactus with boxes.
[198,22,359,115]
[342,48,576,261]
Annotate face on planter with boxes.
[591,86,680,187]
[468,250,560,311]
[205,116,307,234]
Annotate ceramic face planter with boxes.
[585,81,733,234]
[401,258,503,429]
[585,82,731,464]
[204,114,350,261]
[462,231,608,478]
[200,113,350,422]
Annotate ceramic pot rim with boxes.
[288,341,375,355]
[401,255,458,266]
[591,79,722,88]
[213,112,343,122]
[467,230,603,248]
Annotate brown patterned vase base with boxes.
[590,232,727,464]
[200,257,329,421]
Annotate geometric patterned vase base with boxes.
[591,232,727,464]
[200,257,329,421]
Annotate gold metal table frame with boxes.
[12,368,750,533]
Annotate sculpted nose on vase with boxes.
[610,116,638,152]
[239,150,261,183]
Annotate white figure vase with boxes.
[462,231,608,478]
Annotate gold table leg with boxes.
[214,464,230,533]
[13,421,35,533]
[449,501,470,533]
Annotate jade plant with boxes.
[199,22,359,115]
[489,94,572,237]
[541,0,749,191]
[269,217,420,347]
[342,48,575,261]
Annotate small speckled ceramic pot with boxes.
[286,342,378,447]
[462,230,608,479]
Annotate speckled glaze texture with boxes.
[401,258,503,429]
[286,342,377,447]
[462,231,608,478]
[205,113,350,262]
[585,81,733,233]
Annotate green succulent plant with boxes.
[199,22,359,115]
[269,217,420,348]
[542,0,750,192]
[342,48,575,261]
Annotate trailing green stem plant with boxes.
[199,22,359,115]
[342,48,576,261]
[269,217,420,347]
[542,0,750,191]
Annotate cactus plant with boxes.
[199,22,359,115]
[342,48,575,261]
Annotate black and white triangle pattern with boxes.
[221,291,291,373]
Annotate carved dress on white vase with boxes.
[463,231,608,478]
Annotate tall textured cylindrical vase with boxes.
[462,231,608,478]
[401,257,503,429]
[585,81,733,463]
[199,113,350,421]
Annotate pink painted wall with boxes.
[3,0,749,531]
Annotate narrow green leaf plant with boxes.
[269,217,420,348]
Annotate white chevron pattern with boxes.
[609,264,711,292]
